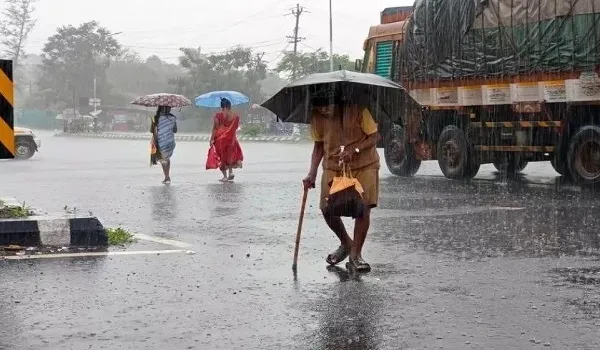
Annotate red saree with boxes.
[213,112,243,169]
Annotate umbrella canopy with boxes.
[260,70,422,125]
[131,93,192,108]
[194,91,250,108]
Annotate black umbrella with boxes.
[260,70,422,125]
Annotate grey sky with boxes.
[13,0,411,65]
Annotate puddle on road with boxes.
[552,267,600,286]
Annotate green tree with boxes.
[275,49,355,79]
[36,21,122,111]
[260,71,287,97]
[176,46,267,102]
[106,51,182,102]
[1,0,37,66]
[172,46,267,131]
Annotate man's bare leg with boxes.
[322,210,353,264]
[350,207,371,268]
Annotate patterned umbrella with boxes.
[131,93,192,107]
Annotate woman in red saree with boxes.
[210,98,244,182]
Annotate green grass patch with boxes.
[106,227,137,246]
[0,202,33,219]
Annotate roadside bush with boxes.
[106,227,137,246]
[241,124,264,137]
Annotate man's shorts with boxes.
[320,167,379,211]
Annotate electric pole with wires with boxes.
[287,3,306,80]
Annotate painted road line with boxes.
[1,249,192,260]
[133,233,193,248]
[488,206,525,211]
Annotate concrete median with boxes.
[0,197,107,248]
[53,132,304,143]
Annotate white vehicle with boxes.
[14,127,41,160]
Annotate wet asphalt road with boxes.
[1,130,600,349]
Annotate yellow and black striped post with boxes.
[0,60,14,159]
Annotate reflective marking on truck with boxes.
[471,121,561,128]
[0,60,13,158]
[475,145,555,152]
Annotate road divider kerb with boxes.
[0,197,108,247]
[53,132,305,143]
[2,249,193,260]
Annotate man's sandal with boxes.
[326,245,350,266]
[346,256,371,273]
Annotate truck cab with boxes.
[356,7,411,78]
[357,8,422,165]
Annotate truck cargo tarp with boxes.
[401,0,600,81]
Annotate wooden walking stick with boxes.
[292,187,309,271]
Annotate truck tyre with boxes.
[384,124,421,177]
[15,140,35,160]
[437,125,477,180]
[567,125,600,185]
[493,157,528,175]
[377,118,393,148]
[465,143,481,178]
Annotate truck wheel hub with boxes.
[442,140,461,167]
[576,140,600,178]
[388,139,406,164]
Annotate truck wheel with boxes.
[567,125,600,185]
[384,124,421,177]
[377,118,392,148]
[15,141,35,160]
[437,125,473,180]
[493,157,528,174]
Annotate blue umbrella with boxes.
[194,91,250,108]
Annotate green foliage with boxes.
[173,46,267,104]
[106,227,137,246]
[106,52,183,102]
[36,21,122,111]
[0,0,37,65]
[241,123,264,137]
[0,201,33,219]
[275,49,355,79]
[21,20,356,132]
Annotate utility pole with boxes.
[329,0,334,71]
[287,3,306,79]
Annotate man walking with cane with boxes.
[302,94,381,272]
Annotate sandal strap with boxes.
[327,245,349,265]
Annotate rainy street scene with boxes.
[2,0,600,349]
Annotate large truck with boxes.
[359,1,600,185]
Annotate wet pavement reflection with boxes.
[375,175,600,260]
[1,136,600,349]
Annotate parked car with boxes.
[14,127,41,160]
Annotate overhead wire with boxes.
[123,0,285,41]
[269,43,292,63]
